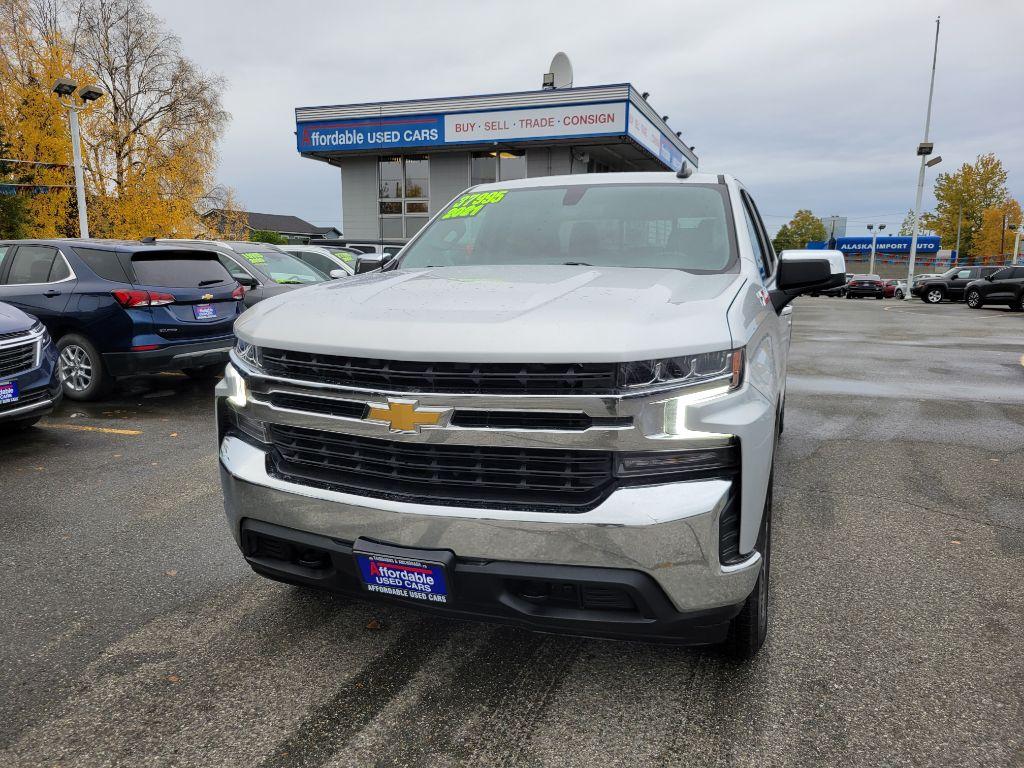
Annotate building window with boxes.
[471,150,526,185]
[378,155,429,238]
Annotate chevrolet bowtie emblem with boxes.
[366,398,452,434]
[201,293,214,300]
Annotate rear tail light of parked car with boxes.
[112,289,176,307]
[231,285,245,300]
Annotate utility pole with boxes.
[1011,224,1022,266]
[953,203,963,264]
[904,16,942,300]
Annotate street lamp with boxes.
[867,224,887,274]
[52,78,104,239]
[904,17,942,300]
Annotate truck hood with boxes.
[235,265,742,362]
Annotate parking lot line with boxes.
[39,423,143,436]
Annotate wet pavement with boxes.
[1,297,1022,767]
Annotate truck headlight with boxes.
[224,363,248,407]
[639,383,735,438]
[234,340,262,370]
[619,349,744,391]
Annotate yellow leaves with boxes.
[974,199,1022,260]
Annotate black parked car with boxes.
[845,274,884,299]
[0,301,61,429]
[911,265,1004,304]
[0,240,244,400]
[965,266,1024,311]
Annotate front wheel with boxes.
[895,289,904,299]
[723,475,772,659]
[1010,293,1024,312]
[57,334,110,401]
[923,288,944,304]
[966,290,983,309]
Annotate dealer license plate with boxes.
[355,548,450,605]
[0,381,18,404]
[193,303,216,320]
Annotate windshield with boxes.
[328,248,360,267]
[233,249,326,284]
[398,183,736,273]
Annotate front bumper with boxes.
[0,334,61,423]
[103,337,234,376]
[219,435,762,627]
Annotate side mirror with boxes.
[328,268,348,280]
[770,249,846,313]
[234,274,257,289]
[354,254,385,274]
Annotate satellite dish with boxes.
[546,52,573,89]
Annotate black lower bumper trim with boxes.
[239,519,742,645]
[104,338,233,376]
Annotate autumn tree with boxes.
[922,153,1010,258]
[772,209,827,252]
[973,199,1022,261]
[0,0,80,236]
[0,0,229,238]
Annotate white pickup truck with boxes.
[216,171,844,658]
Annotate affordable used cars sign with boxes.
[297,102,627,152]
[297,114,445,152]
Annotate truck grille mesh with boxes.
[267,423,614,510]
[260,348,618,395]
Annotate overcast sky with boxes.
[151,0,1024,237]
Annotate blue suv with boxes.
[0,301,61,430]
[0,240,244,400]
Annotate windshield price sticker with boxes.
[355,553,449,604]
[241,252,266,265]
[441,190,508,219]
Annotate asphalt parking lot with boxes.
[1,297,1022,768]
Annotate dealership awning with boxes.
[294,84,697,172]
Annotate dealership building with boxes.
[294,83,697,242]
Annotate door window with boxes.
[4,246,61,285]
[297,251,337,275]
[740,198,770,280]
[956,270,971,279]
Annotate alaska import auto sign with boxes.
[296,102,627,152]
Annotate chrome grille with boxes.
[0,341,36,378]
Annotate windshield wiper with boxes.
[197,279,223,287]
[561,261,593,266]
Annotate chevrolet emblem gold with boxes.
[201,293,214,300]
[366,399,452,433]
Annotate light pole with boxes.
[867,223,886,274]
[904,16,942,300]
[52,78,104,239]
[1011,223,1022,266]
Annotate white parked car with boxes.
[217,170,845,658]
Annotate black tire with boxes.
[895,289,904,299]
[845,293,853,299]
[723,475,772,660]
[183,364,224,380]
[1010,293,1024,312]
[923,287,945,304]
[876,295,884,300]
[966,290,983,309]
[56,333,110,401]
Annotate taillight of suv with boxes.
[112,289,175,307]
